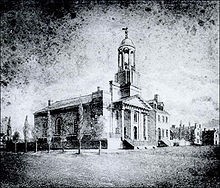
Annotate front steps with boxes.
[123,136,156,149]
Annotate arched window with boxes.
[116,111,119,120]
[130,51,134,67]
[143,125,146,140]
[124,127,127,137]
[134,126,137,140]
[55,117,62,135]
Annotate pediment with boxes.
[123,96,152,110]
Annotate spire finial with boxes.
[122,27,128,39]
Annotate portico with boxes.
[112,95,153,149]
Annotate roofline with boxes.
[34,90,103,115]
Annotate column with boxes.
[121,108,125,140]
[145,114,148,141]
[128,50,130,67]
[118,53,120,69]
[133,51,135,67]
[139,112,143,141]
[137,110,140,140]
[130,109,134,139]
[122,52,124,70]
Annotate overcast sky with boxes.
[1,1,219,133]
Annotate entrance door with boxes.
[134,126,137,140]
[124,127,127,137]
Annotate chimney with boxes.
[97,86,100,91]
[48,100,51,106]
[109,81,113,102]
[154,94,159,103]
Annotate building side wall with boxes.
[34,115,48,138]
[50,110,78,136]
[147,110,157,146]
[156,112,170,140]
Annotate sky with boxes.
[1,1,219,134]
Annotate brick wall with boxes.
[147,109,157,146]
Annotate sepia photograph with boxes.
[0,0,219,187]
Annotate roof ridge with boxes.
[52,93,92,104]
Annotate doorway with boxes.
[134,126,137,140]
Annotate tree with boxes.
[77,98,84,154]
[6,117,12,141]
[91,116,105,155]
[60,124,68,152]
[47,110,53,153]
[32,125,41,152]
[77,97,104,155]
[12,131,20,153]
[23,115,30,152]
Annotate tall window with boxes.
[166,117,168,123]
[158,128,161,140]
[124,127,127,137]
[134,126,137,140]
[166,130,168,137]
[162,116,165,123]
[134,111,138,122]
[162,129,164,138]
[55,117,62,135]
[158,115,160,122]
[116,111,119,120]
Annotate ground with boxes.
[0,146,219,187]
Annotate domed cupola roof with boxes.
[120,38,135,48]
[119,27,135,49]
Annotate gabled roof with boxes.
[114,95,153,110]
[34,94,92,115]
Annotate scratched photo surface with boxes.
[0,1,219,187]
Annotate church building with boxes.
[34,28,170,149]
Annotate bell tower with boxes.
[115,27,141,98]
